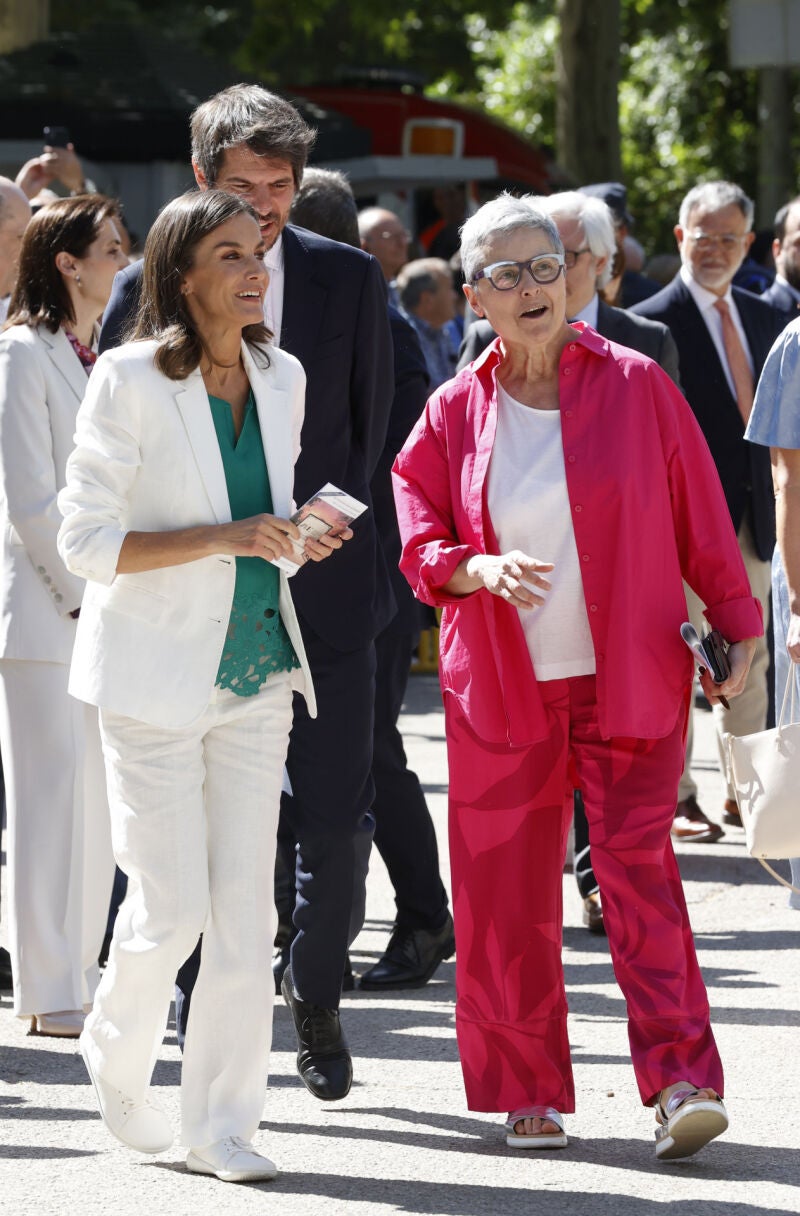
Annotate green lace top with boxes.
[209,389,299,697]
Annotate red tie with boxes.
[714,297,754,425]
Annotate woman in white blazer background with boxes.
[0,195,126,1036]
[58,190,349,1184]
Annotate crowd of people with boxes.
[0,80,799,1182]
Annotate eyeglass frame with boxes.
[684,229,748,251]
[471,252,566,290]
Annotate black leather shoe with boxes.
[359,913,455,990]
[281,967,352,1101]
[0,946,12,991]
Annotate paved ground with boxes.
[1,677,799,1215]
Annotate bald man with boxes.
[358,207,410,305]
[0,179,32,322]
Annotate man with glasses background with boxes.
[633,180,785,843]
[458,190,679,936]
[358,207,411,308]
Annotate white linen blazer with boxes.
[0,324,89,663]
[58,337,316,729]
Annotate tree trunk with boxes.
[555,0,621,185]
[757,67,793,232]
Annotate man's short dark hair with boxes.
[289,168,359,247]
[190,84,316,188]
[773,196,800,243]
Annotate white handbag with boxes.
[723,670,800,895]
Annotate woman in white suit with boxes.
[0,195,126,1035]
[58,190,348,1184]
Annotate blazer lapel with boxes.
[174,370,231,524]
[42,326,91,403]
[280,226,327,369]
[243,344,292,519]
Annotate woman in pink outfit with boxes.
[392,195,762,1160]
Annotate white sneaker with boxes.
[186,1137,278,1183]
[80,1034,173,1154]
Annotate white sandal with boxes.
[654,1086,728,1160]
[504,1106,568,1150]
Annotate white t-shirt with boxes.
[486,384,596,681]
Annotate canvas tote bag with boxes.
[723,670,800,894]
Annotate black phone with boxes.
[43,125,71,148]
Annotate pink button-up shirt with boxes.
[392,326,763,746]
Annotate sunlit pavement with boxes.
[1,676,798,1215]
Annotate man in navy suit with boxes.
[633,181,784,843]
[100,85,394,1102]
[760,197,800,323]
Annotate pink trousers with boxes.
[446,675,722,1113]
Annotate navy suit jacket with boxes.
[457,298,681,386]
[758,278,798,326]
[632,274,785,561]
[99,224,395,651]
[371,307,430,637]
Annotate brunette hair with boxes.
[132,189,271,381]
[6,194,118,333]
[190,84,315,189]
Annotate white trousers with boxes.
[679,517,771,803]
[0,659,113,1017]
[84,674,293,1149]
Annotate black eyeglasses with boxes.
[471,253,565,291]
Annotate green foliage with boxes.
[432,0,771,253]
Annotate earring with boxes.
[75,273,82,287]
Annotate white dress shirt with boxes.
[775,273,800,306]
[264,234,285,347]
[680,264,754,400]
[570,293,599,328]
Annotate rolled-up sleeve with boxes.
[58,354,141,586]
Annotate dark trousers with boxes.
[573,790,598,898]
[372,630,448,929]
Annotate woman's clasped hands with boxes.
[466,550,554,609]
[219,514,352,564]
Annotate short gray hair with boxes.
[190,84,315,189]
[396,257,450,313]
[460,192,563,284]
[678,181,754,231]
[539,190,616,289]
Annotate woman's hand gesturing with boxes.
[466,551,554,610]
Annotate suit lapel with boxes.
[733,288,773,375]
[243,344,292,519]
[174,369,231,524]
[41,326,91,403]
[279,226,327,369]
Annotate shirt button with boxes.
[582,554,590,562]
[564,409,573,418]
[589,604,598,613]
[574,504,582,512]
[44,575,52,584]
[569,344,576,352]
[563,367,571,375]
[37,565,45,574]
[55,593,63,603]
[567,455,576,463]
